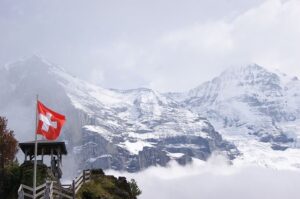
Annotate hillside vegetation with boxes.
[77,169,141,199]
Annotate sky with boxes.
[0,0,300,92]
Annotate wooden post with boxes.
[50,182,53,199]
[72,180,75,199]
[18,185,24,199]
[50,149,53,161]
[60,154,62,166]
[83,170,86,183]
[24,150,28,161]
[41,148,44,164]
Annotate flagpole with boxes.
[33,95,38,199]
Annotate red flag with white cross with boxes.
[36,100,66,140]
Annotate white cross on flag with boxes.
[37,100,66,140]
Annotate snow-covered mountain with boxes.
[3,57,300,171]
[167,64,300,169]
[0,56,238,172]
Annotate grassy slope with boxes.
[76,169,141,199]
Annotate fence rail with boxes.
[18,170,91,199]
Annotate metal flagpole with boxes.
[33,95,38,199]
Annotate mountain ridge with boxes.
[2,56,300,171]
[0,56,238,173]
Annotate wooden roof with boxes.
[19,141,68,156]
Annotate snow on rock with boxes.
[87,155,113,163]
[118,140,154,155]
[167,64,300,170]
[168,152,185,158]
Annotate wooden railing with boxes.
[17,182,49,199]
[18,170,91,199]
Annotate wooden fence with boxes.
[18,170,91,199]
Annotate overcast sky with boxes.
[0,0,300,91]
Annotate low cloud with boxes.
[108,154,300,199]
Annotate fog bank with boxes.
[108,156,300,199]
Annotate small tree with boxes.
[0,116,18,197]
[0,116,18,169]
[129,179,142,198]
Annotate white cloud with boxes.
[108,155,300,199]
[1,0,300,91]
[145,0,300,91]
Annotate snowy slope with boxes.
[167,64,300,170]
[0,56,238,172]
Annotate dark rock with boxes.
[271,144,288,151]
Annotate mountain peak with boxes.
[215,64,282,92]
[4,55,63,74]
[185,63,285,107]
[236,63,263,71]
[220,63,272,79]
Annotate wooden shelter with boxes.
[19,141,68,179]
[17,141,93,199]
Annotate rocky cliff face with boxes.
[0,56,238,173]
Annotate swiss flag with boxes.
[36,100,66,140]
